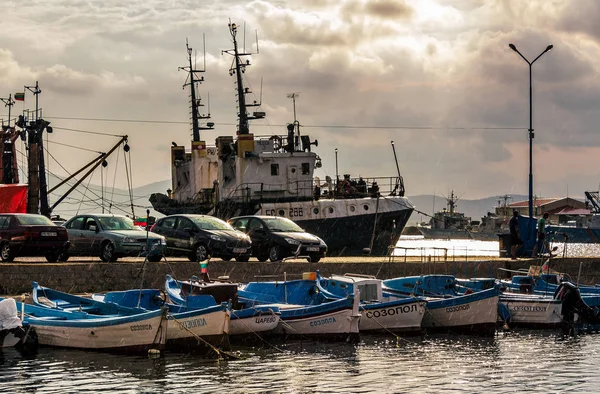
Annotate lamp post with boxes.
[335,148,339,185]
[508,43,553,218]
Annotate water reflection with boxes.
[2,332,600,392]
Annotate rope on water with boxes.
[358,304,412,347]
[167,311,242,360]
[231,308,285,353]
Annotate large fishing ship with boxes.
[149,23,414,256]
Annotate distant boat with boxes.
[418,191,472,240]
[547,191,600,243]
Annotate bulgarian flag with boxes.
[200,261,208,274]
[14,93,25,101]
[134,217,148,227]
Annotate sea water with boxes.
[394,235,600,258]
[1,331,599,393]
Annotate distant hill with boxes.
[406,194,528,225]
[50,176,171,220]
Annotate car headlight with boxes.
[122,237,138,243]
[285,238,301,245]
[210,235,225,242]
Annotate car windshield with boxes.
[97,216,138,231]
[190,216,233,231]
[16,215,55,226]
[263,217,303,232]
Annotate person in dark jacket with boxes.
[509,210,523,259]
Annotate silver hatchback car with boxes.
[62,214,166,262]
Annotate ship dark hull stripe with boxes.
[294,208,413,256]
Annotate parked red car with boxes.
[0,214,69,263]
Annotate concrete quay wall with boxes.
[2,257,600,295]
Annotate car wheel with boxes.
[147,255,163,263]
[45,253,59,263]
[1,243,14,262]
[235,255,250,262]
[308,255,321,263]
[256,254,268,262]
[221,256,232,261]
[58,252,70,262]
[269,245,282,262]
[189,243,209,262]
[100,242,117,262]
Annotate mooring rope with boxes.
[167,311,242,360]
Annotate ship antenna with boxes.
[223,21,264,135]
[179,35,210,142]
[390,141,405,197]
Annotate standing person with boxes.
[532,212,550,257]
[509,211,523,259]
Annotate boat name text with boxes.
[512,306,547,312]
[445,304,471,313]
[130,324,153,332]
[255,316,277,324]
[310,317,337,327]
[180,318,208,330]
[366,304,418,319]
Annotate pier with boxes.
[2,255,600,295]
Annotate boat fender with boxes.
[498,303,511,324]
[464,288,474,295]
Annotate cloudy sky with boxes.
[2,0,600,215]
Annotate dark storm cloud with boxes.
[364,0,413,19]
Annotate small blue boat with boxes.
[238,274,361,341]
[165,275,281,336]
[382,275,499,335]
[313,273,426,334]
[16,299,167,352]
[32,282,230,352]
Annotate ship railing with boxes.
[224,181,315,202]
[321,176,405,199]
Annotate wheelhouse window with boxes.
[271,163,279,176]
[301,163,310,175]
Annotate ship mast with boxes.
[179,38,211,142]
[223,22,264,135]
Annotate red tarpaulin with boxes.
[0,184,28,213]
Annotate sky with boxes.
[2,0,600,215]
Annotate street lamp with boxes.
[508,43,553,218]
